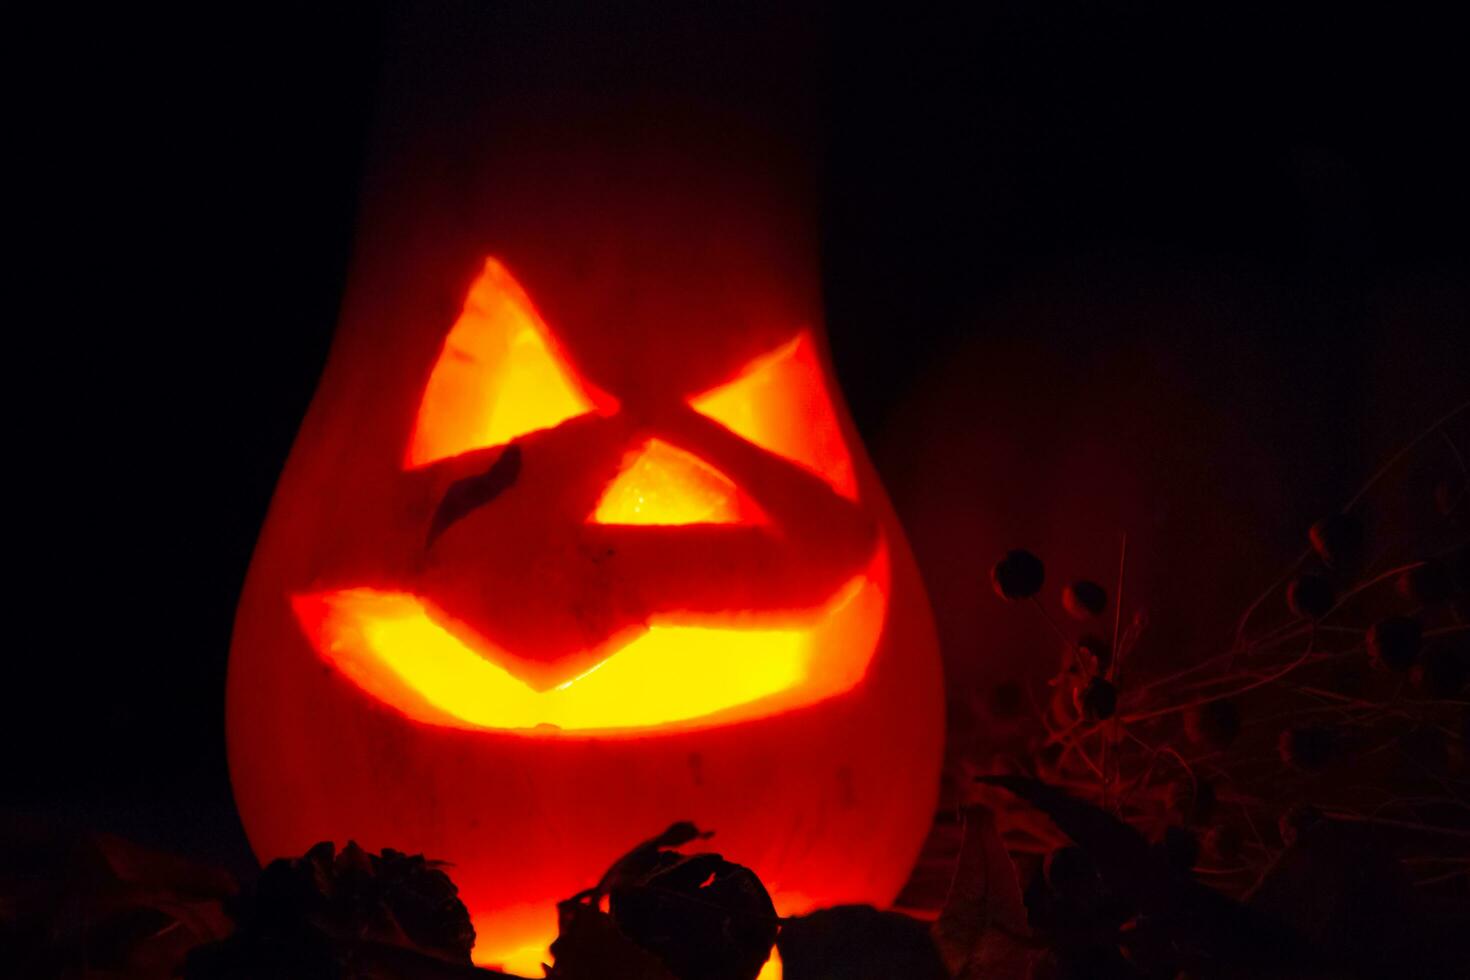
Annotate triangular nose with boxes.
[589,438,766,525]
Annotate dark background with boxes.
[9,1,1467,876]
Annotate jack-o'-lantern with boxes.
[225,37,944,972]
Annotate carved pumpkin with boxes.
[226,117,943,973]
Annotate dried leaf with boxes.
[86,832,238,900]
[558,823,772,980]
[0,827,236,979]
[610,851,777,980]
[1250,821,1468,979]
[548,900,678,980]
[586,822,714,900]
[185,840,482,979]
[320,938,522,980]
[778,905,946,980]
[932,807,1032,980]
[974,776,1152,885]
[979,775,1312,975]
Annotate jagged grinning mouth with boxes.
[291,544,888,736]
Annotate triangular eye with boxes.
[406,259,615,468]
[590,439,766,526]
[689,331,858,500]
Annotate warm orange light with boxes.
[407,259,613,467]
[591,438,764,526]
[228,137,948,980]
[689,332,857,499]
[292,546,887,735]
[475,908,787,977]
[483,932,554,977]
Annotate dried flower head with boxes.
[1414,640,1469,698]
[1308,512,1363,569]
[1366,615,1421,672]
[1184,699,1242,750]
[1062,580,1108,619]
[991,549,1045,600]
[1286,573,1335,620]
[1396,560,1453,605]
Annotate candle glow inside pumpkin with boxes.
[227,254,942,975]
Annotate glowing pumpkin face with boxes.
[296,258,886,737]
[227,164,944,974]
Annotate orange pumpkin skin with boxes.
[225,128,943,970]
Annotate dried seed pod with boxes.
[1308,512,1363,569]
[1396,560,1453,605]
[1414,641,1469,698]
[1286,573,1335,620]
[1062,580,1108,619]
[1366,615,1421,671]
[1183,699,1241,750]
[991,549,1045,601]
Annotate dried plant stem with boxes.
[1232,399,1468,649]
[1102,532,1128,809]
[1327,811,1470,840]
[1344,398,1470,510]
[1122,635,1318,724]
